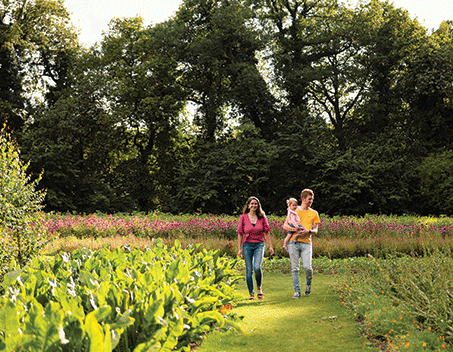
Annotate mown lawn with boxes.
[197,272,378,352]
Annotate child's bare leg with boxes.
[283,235,290,251]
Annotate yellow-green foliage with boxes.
[0,127,46,272]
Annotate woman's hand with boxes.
[269,247,274,256]
[237,250,243,259]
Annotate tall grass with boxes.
[337,252,453,350]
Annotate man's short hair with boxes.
[301,189,314,200]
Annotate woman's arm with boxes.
[237,233,243,258]
[237,214,245,258]
[264,232,274,256]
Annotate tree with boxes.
[0,0,77,131]
[0,127,46,273]
[99,17,188,211]
[418,150,453,215]
[351,0,426,140]
[175,125,279,214]
[305,4,369,149]
[399,21,453,152]
[313,131,421,216]
[21,50,123,212]
[171,0,275,140]
[0,21,24,131]
[250,0,339,113]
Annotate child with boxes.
[283,198,305,251]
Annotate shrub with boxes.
[0,127,46,277]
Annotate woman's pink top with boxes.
[237,213,271,243]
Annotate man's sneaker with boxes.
[292,292,301,299]
[305,285,312,296]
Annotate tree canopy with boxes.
[2,0,452,216]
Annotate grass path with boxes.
[197,273,378,352]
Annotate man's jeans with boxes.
[242,241,265,295]
[288,241,313,293]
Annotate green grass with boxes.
[197,273,377,352]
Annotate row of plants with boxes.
[0,239,242,351]
[336,252,453,351]
[258,255,453,350]
[44,213,453,240]
[42,213,453,259]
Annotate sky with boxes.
[64,0,453,47]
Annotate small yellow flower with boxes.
[423,342,427,347]
[405,342,410,348]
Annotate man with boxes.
[282,189,320,298]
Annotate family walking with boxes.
[236,189,320,300]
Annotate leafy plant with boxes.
[0,127,46,277]
[0,240,242,351]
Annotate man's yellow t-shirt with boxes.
[292,207,320,244]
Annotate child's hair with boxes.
[286,197,298,207]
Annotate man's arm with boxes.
[309,223,319,234]
[283,219,303,233]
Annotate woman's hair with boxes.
[301,189,314,200]
[286,197,298,207]
[242,196,265,219]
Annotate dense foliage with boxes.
[0,240,241,351]
[0,128,46,273]
[1,0,453,215]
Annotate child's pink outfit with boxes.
[287,208,305,237]
[288,208,304,227]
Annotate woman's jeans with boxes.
[242,241,265,295]
[288,241,313,293]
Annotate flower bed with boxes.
[42,213,453,258]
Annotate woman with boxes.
[237,196,274,300]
